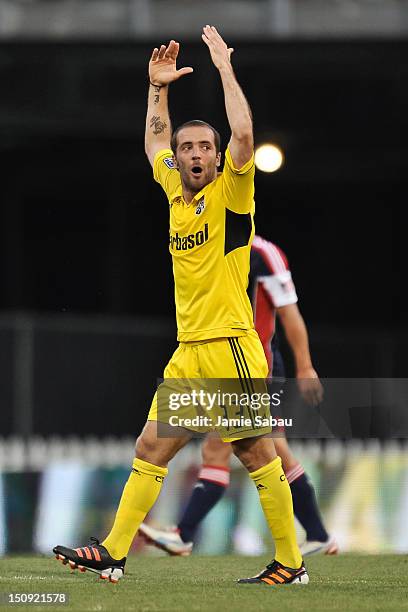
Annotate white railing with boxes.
[1,436,407,471]
[0,0,406,39]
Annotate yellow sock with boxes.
[250,456,302,568]
[102,458,167,560]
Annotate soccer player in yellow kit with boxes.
[53,26,308,586]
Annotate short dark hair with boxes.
[171,120,221,155]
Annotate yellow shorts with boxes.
[148,329,271,441]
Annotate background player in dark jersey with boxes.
[140,235,338,557]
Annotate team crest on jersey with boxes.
[163,157,175,169]
[195,197,205,215]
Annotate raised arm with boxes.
[145,41,193,167]
[202,25,253,169]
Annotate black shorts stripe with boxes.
[234,338,256,395]
[229,338,256,428]
[230,338,253,397]
[227,338,246,394]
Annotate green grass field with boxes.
[1,554,407,612]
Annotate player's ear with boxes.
[215,152,221,167]
[173,155,179,169]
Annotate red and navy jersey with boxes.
[249,235,298,377]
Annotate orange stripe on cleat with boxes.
[261,577,275,585]
[277,568,292,579]
[92,547,101,562]
[271,573,285,583]
[75,548,84,558]
[84,547,92,560]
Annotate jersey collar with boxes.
[169,183,210,206]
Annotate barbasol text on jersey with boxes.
[169,223,209,251]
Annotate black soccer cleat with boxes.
[53,537,126,583]
[237,559,309,585]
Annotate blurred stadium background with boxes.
[1,0,408,556]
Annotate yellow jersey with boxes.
[153,147,256,342]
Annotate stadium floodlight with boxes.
[254,143,284,173]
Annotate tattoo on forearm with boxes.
[153,85,160,105]
[150,115,167,135]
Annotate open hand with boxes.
[296,368,324,406]
[149,40,193,87]
[202,25,234,70]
